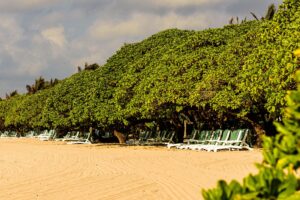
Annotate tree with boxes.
[250,3,277,21]
[264,3,276,20]
[202,48,300,200]
[0,0,298,145]
[6,90,18,99]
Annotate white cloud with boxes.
[89,11,227,42]
[41,26,67,48]
[146,0,226,8]
[0,0,61,12]
[0,16,23,46]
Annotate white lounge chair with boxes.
[204,129,252,152]
[191,129,231,151]
[189,129,223,150]
[62,131,80,142]
[67,132,92,144]
[38,129,56,141]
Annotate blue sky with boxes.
[0,0,280,97]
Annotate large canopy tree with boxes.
[0,0,299,145]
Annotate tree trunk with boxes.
[113,130,126,144]
[253,124,265,147]
[238,116,266,147]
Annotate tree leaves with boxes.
[0,0,299,142]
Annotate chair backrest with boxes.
[50,130,57,139]
[148,131,156,139]
[165,131,175,143]
[164,131,171,140]
[139,131,147,139]
[219,129,231,142]
[204,130,213,140]
[64,132,71,138]
[211,129,222,141]
[85,132,92,141]
[198,130,207,141]
[239,129,249,142]
[190,129,199,140]
[228,129,241,141]
[161,130,168,140]
[75,131,80,138]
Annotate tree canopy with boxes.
[0,0,299,144]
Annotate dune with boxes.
[0,138,261,200]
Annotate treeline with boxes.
[0,0,299,145]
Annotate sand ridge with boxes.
[0,138,262,200]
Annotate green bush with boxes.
[202,49,300,199]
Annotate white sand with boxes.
[0,138,262,200]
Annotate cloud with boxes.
[0,16,23,46]
[41,26,67,48]
[0,0,61,12]
[141,0,226,8]
[89,11,227,42]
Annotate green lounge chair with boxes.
[189,129,224,150]
[178,130,211,150]
[162,130,175,144]
[192,129,231,151]
[138,130,151,144]
[205,129,252,152]
[167,129,200,149]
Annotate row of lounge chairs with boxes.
[0,129,91,144]
[1,128,252,151]
[37,130,91,144]
[0,131,18,138]
[167,129,252,152]
[127,130,175,145]
[56,131,91,144]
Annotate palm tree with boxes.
[35,76,46,91]
[250,12,259,21]
[265,3,276,20]
[6,90,18,99]
[250,3,276,21]
[26,84,34,94]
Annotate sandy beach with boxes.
[0,138,262,200]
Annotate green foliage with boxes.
[42,70,98,129]
[202,47,300,199]
[0,0,299,141]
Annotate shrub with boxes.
[202,49,300,199]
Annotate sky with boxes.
[0,0,281,98]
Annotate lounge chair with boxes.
[67,132,92,144]
[191,129,231,151]
[146,130,175,145]
[38,129,56,141]
[188,129,223,150]
[175,130,203,149]
[62,131,80,142]
[137,130,152,144]
[179,130,214,150]
[227,129,252,151]
[25,131,36,138]
[0,131,9,138]
[162,131,175,145]
[167,129,201,148]
[204,129,252,152]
